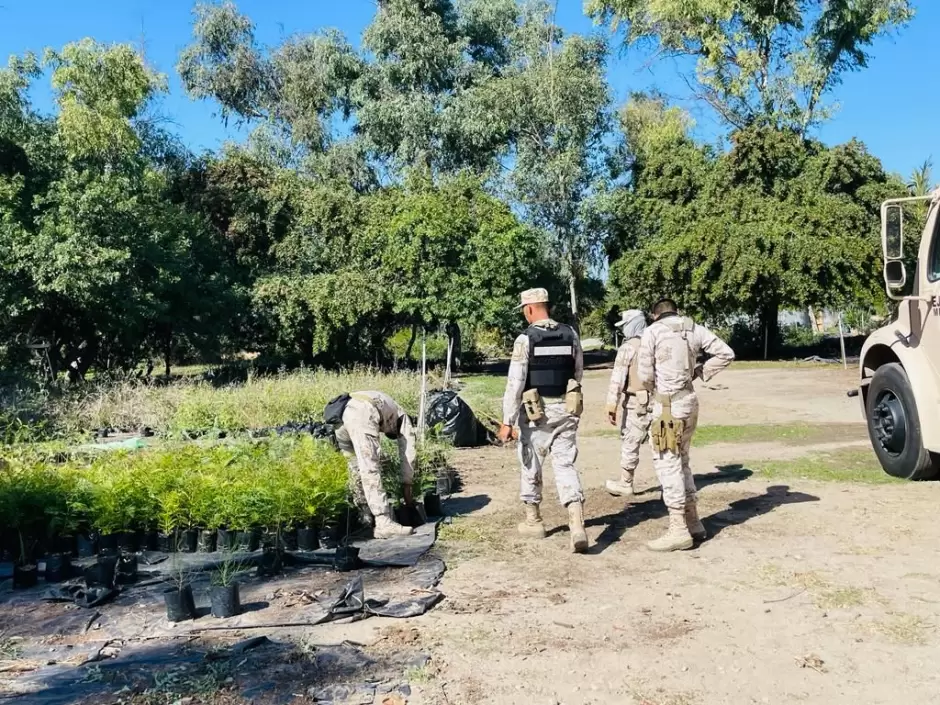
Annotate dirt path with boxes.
[399,365,940,705]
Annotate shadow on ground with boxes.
[702,481,820,540]
[443,494,491,516]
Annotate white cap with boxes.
[613,309,645,328]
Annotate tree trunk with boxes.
[298,330,315,368]
[759,301,780,360]
[163,326,173,377]
[568,273,579,333]
[445,321,461,374]
[404,322,419,363]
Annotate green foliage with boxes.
[588,0,914,134]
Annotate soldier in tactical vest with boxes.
[638,299,734,551]
[497,288,588,553]
[605,309,652,499]
[326,391,416,540]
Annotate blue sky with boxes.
[1,0,936,179]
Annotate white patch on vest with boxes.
[533,346,573,356]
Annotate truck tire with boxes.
[865,363,938,480]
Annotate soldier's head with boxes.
[517,288,551,324]
[651,298,678,321]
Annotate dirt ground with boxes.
[404,365,940,705]
[4,365,939,704]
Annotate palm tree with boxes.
[908,158,934,196]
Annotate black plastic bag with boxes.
[426,391,483,447]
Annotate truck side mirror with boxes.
[883,204,904,260]
[884,260,907,290]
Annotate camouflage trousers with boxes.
[618,391,652,484]
[518,402,585,506]
[335,398,414,518]
[649,390,699,511]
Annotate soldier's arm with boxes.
[605,343,631,414]
[501,334,529,426]
[696,326,735,382]
[572,327,584,383]
[637,328,656,391]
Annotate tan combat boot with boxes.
[567,501,589,553]
[685,502,706,542]
[647,508,694,552]
[517,503,547,539]
[605,474,634,499]
[373,514,414,539]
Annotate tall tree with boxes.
[587,0,914,134]
[498,1,613,325]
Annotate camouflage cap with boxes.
[517,288,550,308]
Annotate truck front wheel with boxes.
[866,363,938,480]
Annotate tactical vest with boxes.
[625,338,646,394]
[657,315,697,382]
[524,323,576,398]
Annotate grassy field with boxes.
[748,447,899,484]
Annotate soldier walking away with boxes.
[605,309,652,499]
[324,391,416,539]
[638,299,734,552]
[497,288,589,553]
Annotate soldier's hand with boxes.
[607,411,617,426]
[497,424,513,443]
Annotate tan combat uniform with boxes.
[334,391,416,538]
[503,320,585,508]
[605,337,652,496]
[638,315,734,551]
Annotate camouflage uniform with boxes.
[638,315,734,550]
[503,320,586,508]
[605,310,651,497]
[334,391,416,538]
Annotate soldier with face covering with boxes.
[605,309,652,499]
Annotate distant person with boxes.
[605,309,652,499]
[638,299,734,551]
[497,288,588,553]
[324,391,415,539]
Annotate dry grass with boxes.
[867,614,932,645]
[46,368,426,437]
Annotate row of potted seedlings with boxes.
[1,435,450,591]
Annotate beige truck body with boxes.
[858,190,940,478]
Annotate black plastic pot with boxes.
[13,564,38,589]
[395,504,424,528]
[55,535,77,557]
[97,533,118,556]
[210,583,241,618]
[85,556,117,588]
[143,530,159,551]
[297,527,319,551]
[117,532,137,554]
[45,554,71,583]
[197,530,217,553]
[424,492,443,517]
[235,528,261,552]
[157,532,178,553]
[279,528,298,552]
[256,547,283,577]
[179,529,198,554]
[77,533,97,559]
[333,545,361,572]
[318,524,342,550]
[116,554,138,584]
[164,585,196,622]
[216,528,237,552]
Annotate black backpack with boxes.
[323,393,352,426]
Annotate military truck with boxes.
[855,190,940,480]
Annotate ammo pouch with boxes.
[522,388,545,423]
[324,393,352,426]
[650,395,684,454]
[565,379,583,417]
